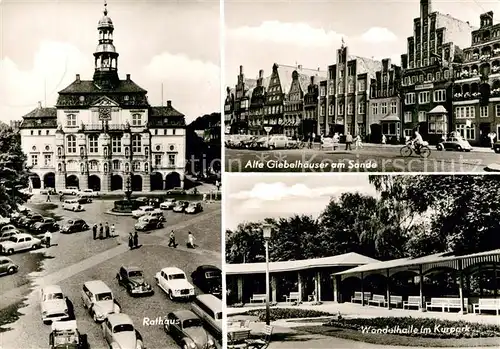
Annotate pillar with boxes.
[494,263,498,298]
[386,269,391,310]
[316,271,322,302]
[297,272,303,302]
[458,260,465,314]
[79,174,89,190]
[101,172,110,192]
[419,265,425,312]
[142,173,151,192]
[55,173,66,192]
[237,276,243,303]
[333,275,340,303]
[360,272,365,306]
[271,275,277,303]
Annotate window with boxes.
[405,93,415,105]
[404,111,412,123]
[30,130,34,135]
[132,114,142,126]
[347,103,354,115]
[38,130,42,135]
[456,106,476,119]
[390,101,397,114]
[348,66,355,75]
[46,130,50,135]
[418,111,427,122]
[358,80,366,92]
[338,83,344,94]
[66,135,76,153]
[338,104,344,115]
[434,90,446,102]
[320,106,325,116]
[154,155,162,167]
[480,106,488,118]
[372,103,378,115]
[496,105,500,117]
[348,82,355,93]
[133,161,141,171]
[328,105,334,116]
[320,87,326,96]
[112,160,120,170]
[168,154,176,167]
[31,154,38,166]
[66,114,77,127]
[89,161,98,171]
[411,76,417,84]
[132,134,142,153]
[419,91,430,104]
[339,70,344,78]
[112,136,121,153]
[358,103,365,114]
[328,83,335,95]
[173,129,176,135]
[44,154,51,167]
[88,135,98,153]
[456,124,476,140]
[382,122,398,135]
[381,102,388,114]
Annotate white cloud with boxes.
[227,21,345,47]
[361,27,398,43]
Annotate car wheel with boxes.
[437,144,443,151]
[164,323,170,333]
[32,244,39,250]
[92,310,98,322]
[269,145,275,150]
[7,249,14,255]
[456,145,463,151]
[7,267,16,274]
[495,148,500,154]
[182,344,189,349]
[168,290,174,301]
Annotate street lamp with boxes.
[262,224,273,325]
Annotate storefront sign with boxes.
[415,83,434,90]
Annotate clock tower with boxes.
[93,1,120,89]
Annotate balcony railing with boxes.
[83,124,130,131]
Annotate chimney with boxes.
[126,74,131,81]
[75,74,80,82]
[38,101,42,109]
[259,70,264,79]
[167,100,172,107]
[310,76,315,85]
[239,65,243,75]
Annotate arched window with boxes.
[145,146,149,158]
[133,161,141,171]
[57,147,62,157]
[66,135,76,153]
[132,135,142,154]
[113,160,120,171]
[144,163,149,173]
[104,163,108,173]
[125,163,130,173]
[125,147,129,157]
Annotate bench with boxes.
[250,294,267,303]
[246,325,273,349]
[320,138,339,151]
[473,299,500,315]
[388,295,403,308]
[351,292,371,304]
[228,328,251,349]
[368,294,386,307]
[426,298,468,312]
[285,292,300,303]
[403,296,422,309]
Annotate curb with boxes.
[104,209,132,216]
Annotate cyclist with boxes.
[411,129,425,153]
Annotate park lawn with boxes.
[296,325,500,347]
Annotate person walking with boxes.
[59,193,64,202]
[345,132,353,151]
[168,230,177,248]
[44,230,52,248]
[133,231,139,248]
[99,223,104,239]
[354,134,363,150]
[489,132,497,149]
[187,232,195,249]
[110,223,115,237]
[105,222,110,239]
[382,134,387,145]
[46,193,51,202]
[92,224,97,240]
[128,233,134,250]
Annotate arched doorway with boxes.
[165,172,181,190]
[131,175,142,192]
[150,172,163,191]
[111,175,123,191]
[88,175,101,192]
[43,172,55,189]
[30,174,41,189]
[66,175,79,189]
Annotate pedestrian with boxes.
[99,223,103,239]
[187,231,195,249]
[168,230,177,248]
[46,193,51,202]
[489,132,496,149]
[382,134,387,145]
[92,224,97,240]
[111,223,115,237]
[59,194,64,202]
[44,230,52,248]
[202,193,207,202]
[354,135,363,150]
[128,233,134,250]
[133,231,139,248]
[105,222,110,238]
[345,132,353,151]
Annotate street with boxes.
[225,146,499,172]
[0,195,221,349]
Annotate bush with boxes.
[246,308,331,322]
[324,317,500,339]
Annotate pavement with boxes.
[225,145,500,172]
[0,195,221,349]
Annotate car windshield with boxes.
[96,292,113,301]
[183,319,202,328]
[113,324,134,333]
[169,273,185,280]
[8,237,18,242]
[205,271,221,279]
[46,292,64,300]
[128,270,143,278]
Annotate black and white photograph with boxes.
[224,0,500,172]
[225,174,500,349]
[0,1,222,348]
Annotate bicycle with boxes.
[400,141,431,158]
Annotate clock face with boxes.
[98,107,111,120]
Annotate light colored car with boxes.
[62,199,85,212]
[59,186,79,195]
[139,209,165,222]
[159,198,177,210]
[79,189,99,197]
[185,202,203,214]
[191,294,223,341]
[81,280,121,323]
[40,285,70,324]
[0,257,18,276]
[0,233,42,254]
[437,135,473,152]
[155,267,195,301]
[258,135,288,149]
[164,310,216,349]
[1,224,17,233]
[0,230,20,243]
[49,320,88,349]
[102,313,144,349]
[131,206,155,218]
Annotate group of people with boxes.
[167,230,196,249]
[92,222,115,240]
[128,232,140,250]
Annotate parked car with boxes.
[164,310,216,349]
[191,265,222,298]
[185,202,203,214]
[81,280,120,323]
[59,187,79,195]
[134,217,163,232]
[1,224,17,233]
[166,187,186,195]
[172,201,189,213]
[493,141,500,153]
[131,206,155,218]
[155,267,195,301]
[75,194,93,204]
[191,294,223,341]
[0,256,18,275]
[79,189,99,197]
[20,214,44,228]
[49,320,88,349]
[62,199,84,212]
[40,188,55,195]
[60,219,89,234]
[159,198,177,210]
[40,285,70,324]
[437,134,473,152]
[31,220,60,234]
[102,313,144,349]
[140,209,165,222]
[256,135,289,149]
[0,233,42,255]
[116,266,154,297]
[30,217,58,230]
[0,230,21,242]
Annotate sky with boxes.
[225,174,378,230]
[0,0,220,124]
[224,0,500,86]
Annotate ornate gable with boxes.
[91,96,120,108]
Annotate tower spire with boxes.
[103,0,108,16]
[93,1,119,88]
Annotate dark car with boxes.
[436,134,473,152]
[116,266,154,297]
[191,265,222,298]
[166,187,186,195]
[493,141,500,153]
[75,194,92,204]
[164,310,216,349]
[20,213,44,228]
[60,219,89,234]
[31,220,60,234]
[0,256,18,276]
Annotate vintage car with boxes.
[31,218,59,234]
[62,199,85,212]
[140,209,165,222]
[49,320,88,349]
[166,187,186,195]
[185,202,203,214]
[102,313,144,349]
[172,201,189,213]
[20,213,44,228]
[191,265,222,298]
[155,267,195,301]
[164,310,216,349]
[75,193,93,204]
[159,198,177,210]
[0,256,18,276]
[40,285,70,324]
[255,135,289,150]
[81,280,121,323]
[0,233,42,255]
[131,205,155,218]
[79,189,99,197]
[436,134,473,152]
[0,224,17,233]
[134,216,163,232]
[0,230,20,243]
[59,186,79,195]
[116,266,154,297]
[60,219,89,234]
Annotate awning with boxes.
[380,115,401,122]
[428,105,447,114]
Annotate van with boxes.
[81,280,120,323]
[191,294,222,341]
